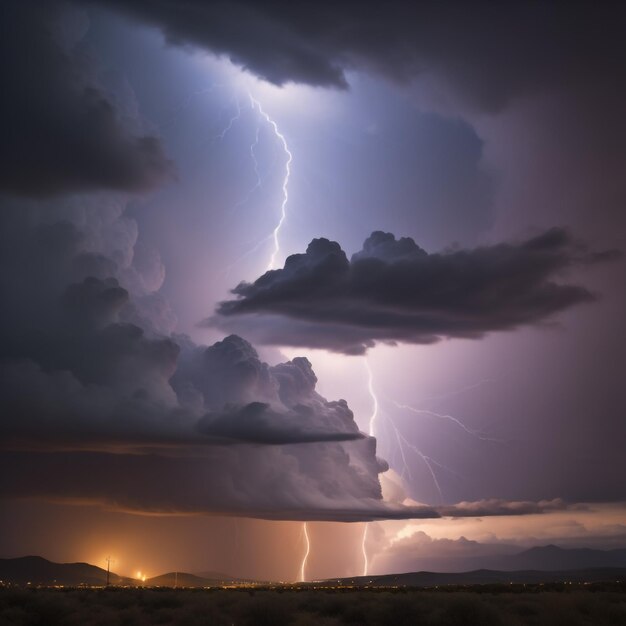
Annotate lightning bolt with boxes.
[219,233,275,279]
[231,116,262,211]
[299,521,311,582]
[248,96,293,271]
[360,362,485,575]
[365,360,379,438]
[359,360,458,573]
[381,379,502,506]
[361,358,379,577]
[214,96,243,141]
[171,83,304,581]
[388,417,445,503]
[201,82,502,581]
[211,91,302,580]
[161,84,223,132]
[206,87,497,576]
[218,94,293,275]
[244,96,305,580]
[391,401,503,443]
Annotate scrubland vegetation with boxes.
[1,584,625,626]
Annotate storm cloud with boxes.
[0,442,575,521]
[0,318,390,520]
[0,1,172,197]
[214,230,617,354]
[0,197,584,519]
[0,193,397,520]
[94,0,625,111]
[1,0,623,555]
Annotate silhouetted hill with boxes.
[329,567,626,587]
[389,544,626,573]
[495,545,626,571]
[3,554,626,590]
[0,556,131,586]
[0,558,256,588]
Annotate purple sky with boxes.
[0,0,624,580]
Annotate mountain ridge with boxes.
[1,547,625,588]
[0,556,132,586]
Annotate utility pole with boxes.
[106,556,112,587]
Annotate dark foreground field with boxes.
[1,585,625,626]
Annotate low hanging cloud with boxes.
[436,498,578,519]
[0,1,173,197]
[0,441,577,521]
[214,230,619,354]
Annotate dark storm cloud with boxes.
[0,446,577,521]
[94,0,625,111]
[0,197,400,519]
[0,201,593,519]
[0,206,577,521]
[0,1,173,197]
[198,402,363,445]
[214,230,618,354]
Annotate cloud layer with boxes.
[0,199,589,520]
[215,230,616,354]
[2,0,622,527]
[0,187,400,519]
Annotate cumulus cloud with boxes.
[1,0,622,528]
[0,198,587,520]
[214,230,618,354]
[0,192,408,519]
[0,303,393,518]
[0,1,173,197]
[370,530,518,574]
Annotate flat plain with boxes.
[1,583,625,626]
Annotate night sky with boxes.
[1,0,625,581]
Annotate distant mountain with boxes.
[492,545,626,571]
[0,557,256,588]
[389,544,626,573]
[0,556,132,586]
[3,551,625,589]
[327,567,626,588]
